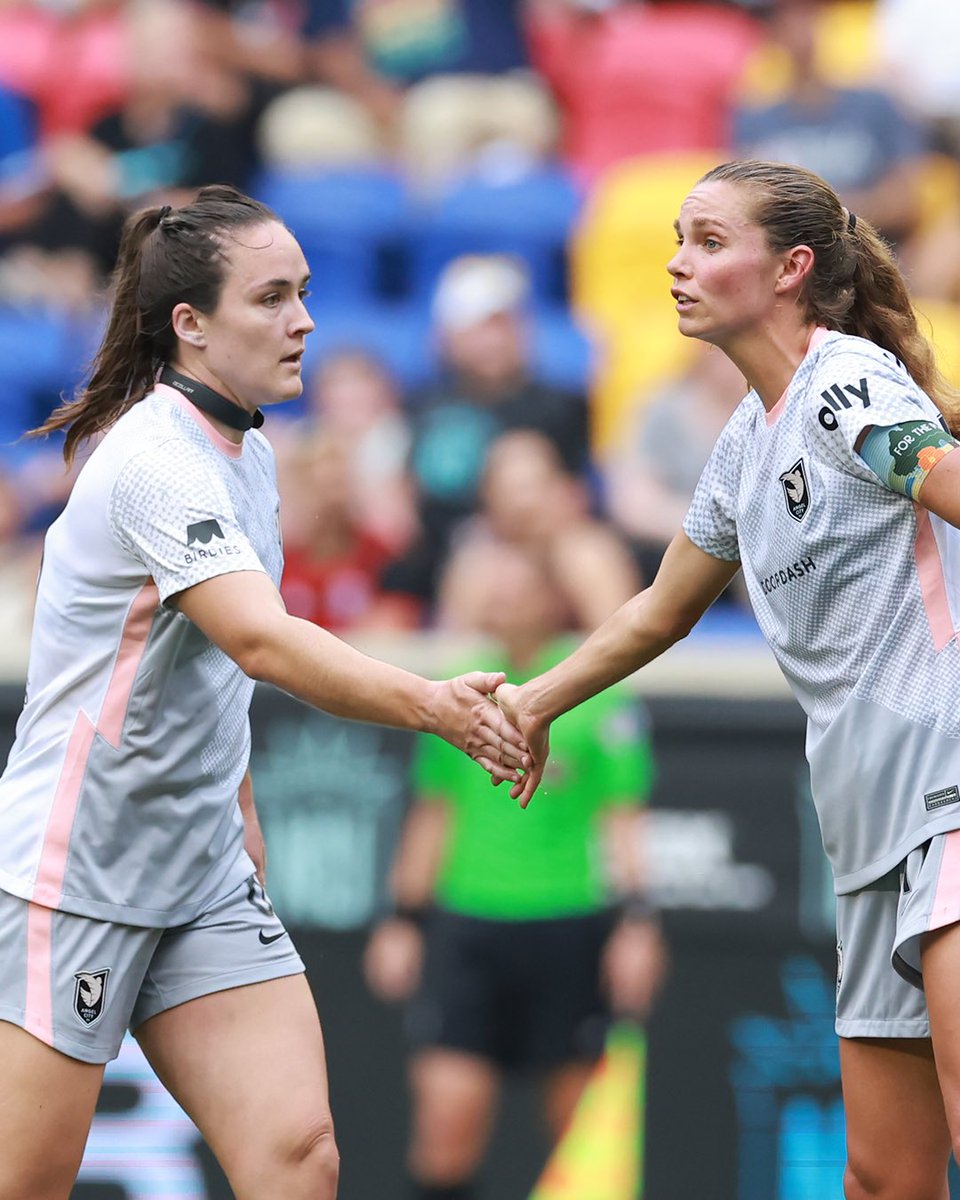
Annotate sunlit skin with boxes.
[667,180,817,410]
[169,220,315,440]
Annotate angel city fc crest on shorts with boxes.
[779,458,811,522]
[73,968,110,1026]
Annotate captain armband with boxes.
[856,420,960,500]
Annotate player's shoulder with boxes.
[800,330,929,419]
[709,388,764,452]
[245,427,277,471]
[808,330,911,383]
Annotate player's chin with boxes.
[276,368,305,399]
[676,314,710,341]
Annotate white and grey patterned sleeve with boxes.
[109,439,267,603]
[805,341,939,482]
[682,415,744,563]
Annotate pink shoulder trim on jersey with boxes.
[914,505,955,652]
[99,581,159,748]
[157,383,244,460]
[930,829,960,931]
[765,326,831,427]
[24,902,54,1045]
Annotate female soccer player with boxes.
[498,159,960,1199]
[0,185,528,1200]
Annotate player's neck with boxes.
[722,322,819,411]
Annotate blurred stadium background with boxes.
[1,0,959,1195]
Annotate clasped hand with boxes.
[433,673,548,807]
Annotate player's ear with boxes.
[171,303,207,349]
[775,245,815,297]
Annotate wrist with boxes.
[389,901,430,928]
[615,890,659,925]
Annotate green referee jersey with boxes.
[415,640,656,920]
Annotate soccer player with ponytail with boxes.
[0,185,528,1200]
[499,160,960,1198]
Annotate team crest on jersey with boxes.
[779,459,810,522]
[73,968,110,1026]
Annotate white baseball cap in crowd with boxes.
[431,255,530,331]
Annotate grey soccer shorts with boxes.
[835,829,960,1039]
[0,874,304,1063]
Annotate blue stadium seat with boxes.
[0,305,95,457]
[300,300,594,401]
[406,166,584,307]
[529,305,595,392]
[251,167,413,305]
[301,303,434,394]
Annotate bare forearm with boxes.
[526,533,739,721]
[243,613,441,734]
[177,571,526,778]
[524,589,678,722]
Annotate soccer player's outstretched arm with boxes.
[175,570,530,784]
[496,532,740,807]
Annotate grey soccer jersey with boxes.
[0,384,282,926]
[684,330,960,893]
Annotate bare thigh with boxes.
[134,974,337,1200]
[923,922,960,1149]
[408,1047,501,1184]
[0,1020,105,1200]
[840,1036,951,1200]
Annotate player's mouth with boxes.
[672,289,697,311]
[281,350,304,366]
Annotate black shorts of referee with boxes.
[405,906,618,1070]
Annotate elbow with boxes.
[629,589,698,651]
[226,628,283,684]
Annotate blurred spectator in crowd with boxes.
[603,345,748,588]
[364,538,664,1200]
[189,0,306,91]
[871,0,960,302]
[382,254,590,609]
[0,0,130,140]
[257,0,556,187]
[0,0,281,308]
[876,0,960,162]
[0,0,131,305]
[733,0,927,252]
[291,349,419,556]
[276,430,420,632]
[462,428,641,631]
[525,0,762,184]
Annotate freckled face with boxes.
[190,221,315,412]
[666,181,785,349]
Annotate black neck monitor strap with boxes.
[159,366,264,431]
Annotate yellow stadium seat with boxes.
[817,0,879,86]
[571,152,723,322]
[587,305,699,453]
[915,153,960,236]
[913,299,960,388]
[571,153,722,449]
[737,0,880,105]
